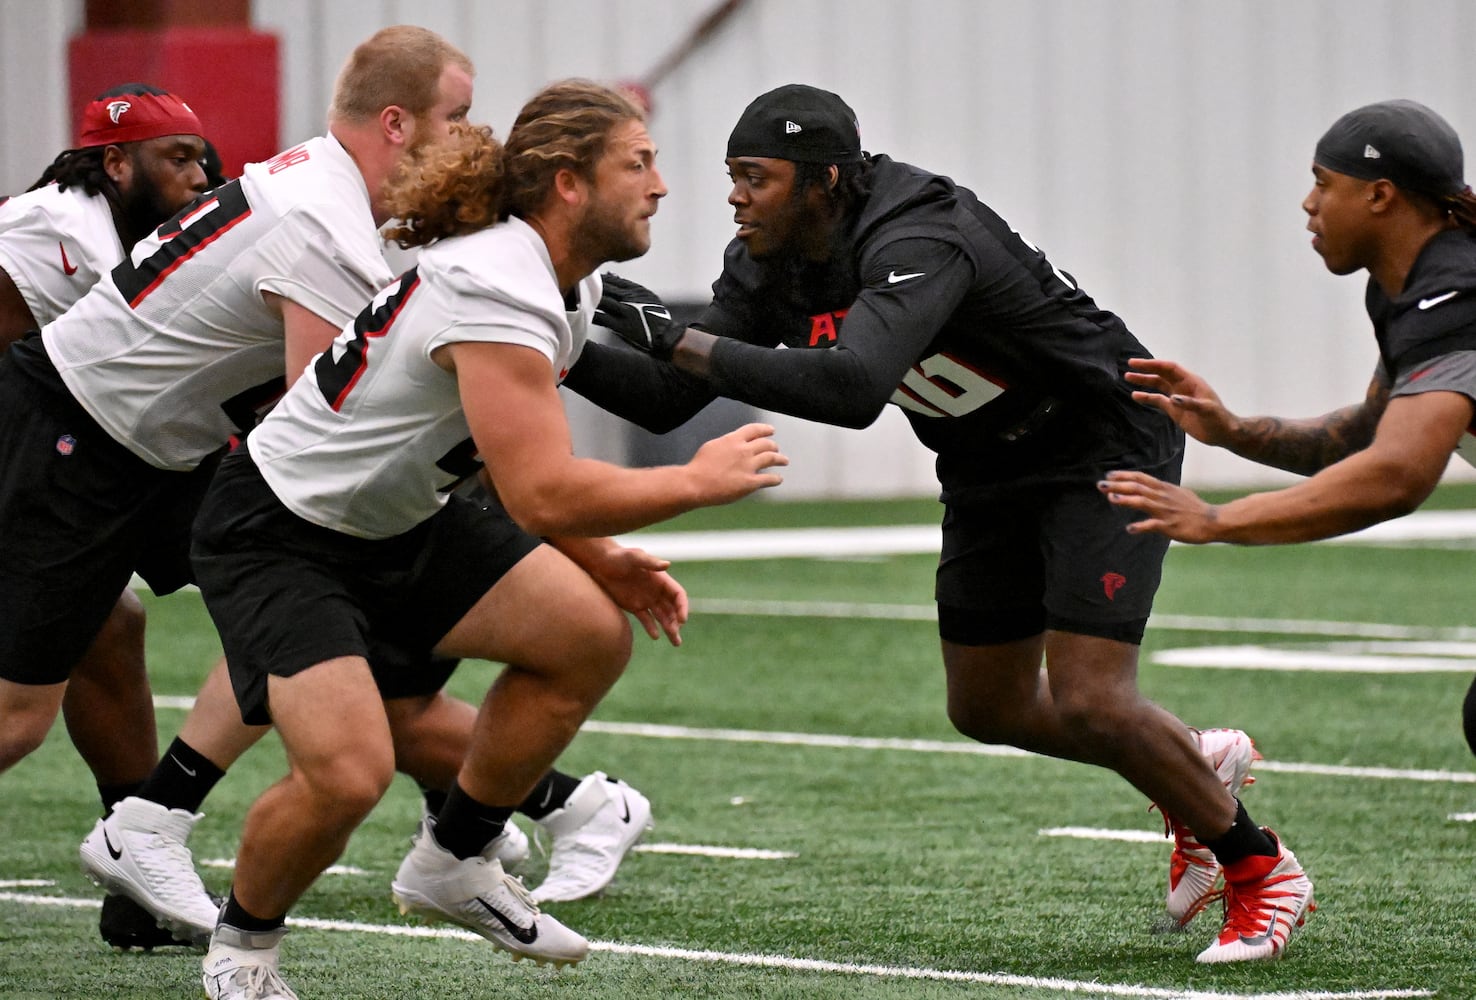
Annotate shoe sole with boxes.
[99,893,198,951]
[79,848,213,948]
[389,885,587,967]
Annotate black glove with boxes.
[594,272,683,360]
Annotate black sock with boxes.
[98,781,144,816]
[433,782,515,860]
[220,888,282,933]
[1201,798,1277,866]
[137,738,226,813]
[1463,673,1476,757]
[419,781,448,818]
[517,770,582,821]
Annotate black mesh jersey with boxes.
[1367,228,1476,378]
[694,155,1181,504]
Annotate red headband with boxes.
[76,91,204,148]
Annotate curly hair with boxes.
[499,79,645,221]
[382,123,505,248]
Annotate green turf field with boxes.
[1,491,1472,998]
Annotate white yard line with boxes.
[148,699,1476,784]
[621,509,1476,560]
[576,720,1476,785]
[633,843,797,859]
[1040,827,1165,843]
[0,890,1434,1000]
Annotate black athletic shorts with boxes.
[0,342,218,684]
[935,451,1182,646]
[192,448,541,725]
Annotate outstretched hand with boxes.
[1125,358,1239,447]
[689,422,788,504]
[1098,470,1221,543]
[594,272,684,360]
[583,543,690,646]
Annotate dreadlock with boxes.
[1439,187,1476,234]
[26,83,173,199]
[792,156,874,215]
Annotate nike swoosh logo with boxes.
[473,897,539,944]
[58,241,78,276]
[1419,290,1459,310]
[886,270,926,284]
[102,827,124,860]
[1236,909,1283,947]
[169,753,197,778]
[618,793,631,824]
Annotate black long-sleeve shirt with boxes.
[567,155,1181,504]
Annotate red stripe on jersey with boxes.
[894,380,950,417]
[331,274,421,411]
[127,209,252,308]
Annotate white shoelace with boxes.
[227,963,299,1000]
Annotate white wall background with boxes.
[4,0,1475,497]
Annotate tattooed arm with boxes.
[1125,358,1388,476]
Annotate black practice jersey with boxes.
[570,155,1180,503]
[1366,228,1476,467]
[1368,229,1476,377]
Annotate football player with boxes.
[0,82,208,949]
[1102,101,1476,751]
[61,32,654,972]
[573,83,1313,964]
[185,79,783,997]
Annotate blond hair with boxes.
[382,124,505,248]
[329,25,473,124]
[500,79,645,220]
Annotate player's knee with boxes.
[302,748,395,818]
[564,602,633,693]
[0,705,58,770]
[945,696,1012,744]
[108,588,148,644]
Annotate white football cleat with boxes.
[487,817,532,874]
[1197,829,1314,963]
[391,820,588,967]
[79,795,219,947]
[203,924,298,1000]
[1159,729,1260,930]
[531,772,652,904]
[421,802,531,874]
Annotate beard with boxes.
[575,196,649,264]
[116,173,187,247]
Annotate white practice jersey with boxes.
[41,135,392,471]
[250,217,597,539]
[0,183,123,326]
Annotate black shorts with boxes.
[192,448,541,725]
[0,343,216,685]
[935,453,1181,646]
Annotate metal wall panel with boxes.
[0,0,81,194]
[6,1,1476,495]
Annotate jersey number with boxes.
[890,351,1006,418]
[111,181,253,308]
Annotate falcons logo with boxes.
[106,100,131,123]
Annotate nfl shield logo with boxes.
[56,434,76,456]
